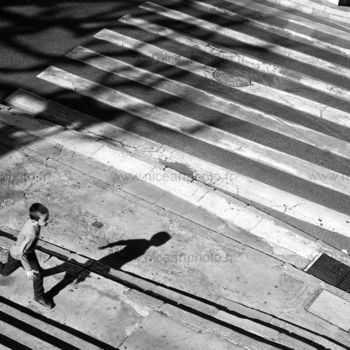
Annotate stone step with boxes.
[0,298,105,350]
[1,225,344,350]
[0,106,349,348]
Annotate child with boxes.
[0,203,54,309]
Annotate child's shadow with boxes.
[44,231,171,300]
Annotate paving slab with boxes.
[119,312,243,350]
[1,254,254,349]
[0,255,144,349]
[0,105,324,267]
[1,0,350,348]
[0,126,349,348]
[306,290,350,331]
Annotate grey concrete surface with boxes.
[0,122,349,349]
[1,0,350,348]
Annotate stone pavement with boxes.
[260,0,350,23]
[5,0,350,254]
[0,254,244,350]
[0,108,349,349]
[1,0,350,348]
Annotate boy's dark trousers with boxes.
[0,252,45,299]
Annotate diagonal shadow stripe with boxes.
[0,310,80,350]
[0,296,118,350]
[0,333,32,350]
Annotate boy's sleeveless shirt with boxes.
[10,219,41,270]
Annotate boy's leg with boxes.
[0,254,21,276]
[26,252,45,299]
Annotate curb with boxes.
[0,226,344,350]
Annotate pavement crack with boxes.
[287,203,303,211]
[319,106,327,119]
[194,189,210,203]
[250,218,263,232]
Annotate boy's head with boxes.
[149,231,171,247]
[29,203,49,227]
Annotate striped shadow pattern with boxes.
[4,0,350,256]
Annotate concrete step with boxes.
[1,225,346,350]
[0,108,349,348]
[0,318,55,350]
[1,0,350,347]
[0,297,104,350]
[0,229,248,350]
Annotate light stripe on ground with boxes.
[0,105,320,261]
[94,30,350,130]
[192,0,350,57]
[243,84,350,129]
[120,13,350,101]
[38,66,350,197]
[95,29,249,89]
[224,0,350,41]
[140,1,350,78]
[261,0,350,24]
[7,88,350,241]
[67,46,350,160]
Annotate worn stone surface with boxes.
[307,290,350,331]
[120,312,242,350]
[0,255,144,348]
[1,143,349,347]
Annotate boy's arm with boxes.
[98,240,128,250]
[18,233,36,271]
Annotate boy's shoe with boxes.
[34,297,55,309]
[0,247,10,263]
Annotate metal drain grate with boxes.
[307,254,350,293]
[338,271,350,293]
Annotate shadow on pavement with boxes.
[44,231,171,298]
[0,295,119,350]
[0,228,342,350]
[0,332,32,350]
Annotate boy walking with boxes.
[0,203,54,309]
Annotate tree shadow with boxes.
[44,231,171,300]
[1,0,350,254]
[0,0,147,102]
